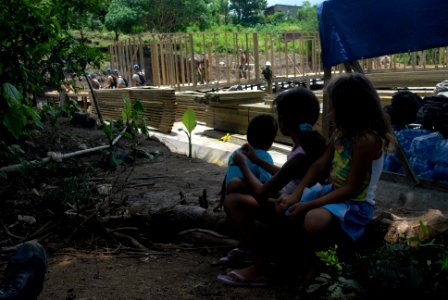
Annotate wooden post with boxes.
[285,39,289,78]
[202,33,207,84]
[189,33,197,87]
[253,32,260,82]
[151,43,161,87]
[301,35,305,76]
[225,32,230,84]
[138,35,145,81]
[186,36,191,86]
[160,42,166,85]
[179,37,186,85]
[214,32,220,87]
[270,33,275,77]
[235,32,240,82]
[207,42,212,84]
[293,35,297,78]
[245,32,250,81]
[173,40,180,89]
[124,39,130,79]
[119,41,125,76]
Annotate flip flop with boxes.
[218,248,252,266]
[217,270,268,287]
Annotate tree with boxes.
[209,0,230,25]
[0,0,103,160]
[142,0,209,33]
[297,1,318,31]
[229,0,267,26]
[105,0,146,41]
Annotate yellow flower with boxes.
[220,133,231,143]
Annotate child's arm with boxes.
[287,133,381,218]
[278,142,334,211]
[233,150,313,200]
[241,143,280,175]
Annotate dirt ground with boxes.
[1,118,447,300]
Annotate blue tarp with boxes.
[318,0,448,68]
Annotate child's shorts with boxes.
[300,183,375,241]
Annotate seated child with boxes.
[224,114,278,196]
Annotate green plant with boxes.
[62,98,82,117]
[100,97,150,169]
[121,97,148,138]
[355,221,448,297]
[100,122,123,169]
[44,175,98,214]
[179,107,197,158]
[307,245,364,298]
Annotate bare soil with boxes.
[1,118,447,300]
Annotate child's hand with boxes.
[241,143,257,162]
[285,202,308,219]
[276,194,297,215]
[233,152,247,166]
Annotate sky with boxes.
[267,0,324,7]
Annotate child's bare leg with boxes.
[223,193,260,251]
[226,178,250,194]
[303,208,337,280]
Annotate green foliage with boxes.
[0,0,104,168]
[266,12,286,25]
[310,222,448,298]
[1,83,42,140]
[230,0,267,27]
[105,0,146,40]
[39,100,81,128]
[297,1,318,31]
[316,245,345,274]
[307,245,364,298]
[209,0,230,25]
[180,107,197,158]
[121,97,148,137]
[144,0,209,32]
[100,97,149,169]
[356,225,448,297]
[44,176,99,213]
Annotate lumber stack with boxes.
[128,87,176,133]
[175,91,210,124]
[314,89,436,108]
[366,70,448,89]
[93,87,176,133]
[93,89,130,121]
[207,90,266,134]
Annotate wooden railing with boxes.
[109,32,448,89]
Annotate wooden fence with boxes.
[109,32,448,89]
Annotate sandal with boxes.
[217,270,268,287]
[218,248,252,266]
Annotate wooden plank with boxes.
[245,32,250,81]
[292,35,297,77]
[189,33,197,87]
[225,32,230,84]
[202,33,207,84]
[138,35,145,78]
[235,32,240,82]
[214,33,220,86]
[270,33,275,76]
[207,42,212,84]
[253,32,260,82]
[285,39,289,78]
[151,43,161,87]
[161,42,167,85]
[179,37,185,85]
